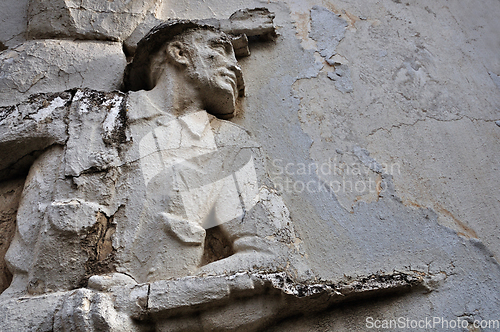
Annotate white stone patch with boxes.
[28,0,161,41]
[179,156,259,229]
[30,96,66,122]
[73,90,89,114]
[102,95,123,135]
[489,72,500,90]
[73,90,84,102]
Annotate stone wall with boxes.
[0,179,24,294]
[0,0,499,330]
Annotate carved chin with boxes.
[206,95,236,119]
[203,86,237,119]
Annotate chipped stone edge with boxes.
[141,270,423,319]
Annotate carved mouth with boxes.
[219,69,237,91]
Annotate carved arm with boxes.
[0,92,71,180]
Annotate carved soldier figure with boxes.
[0,14,305,321]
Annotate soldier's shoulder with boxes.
[208,115,260,149]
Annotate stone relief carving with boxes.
[0,9,420,331]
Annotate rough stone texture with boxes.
[327,63,354,93]
[309,5,347,65]
[0,271,422,331]
[0,83,308,294]
[0,179,24,294]
[236,0,500,329]
[147,271,422,330]
[0,86,308,330]
[154,0,499,328]
[279,0,500,268]
[124,14,165,56]
[0,0,499,331]
[0,292,66,332]
[0,40,126,107]
[0,92,72,181]
[0,0,29,48]
[27,0,162,41]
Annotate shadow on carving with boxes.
[79,212,117,288]
[200,226,235,266]
[0,178,25,295]
[266,281,428,331]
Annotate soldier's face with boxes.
[185,30,242,118]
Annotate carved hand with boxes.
[158,212,206,245]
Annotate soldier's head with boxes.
[125,21,244,118]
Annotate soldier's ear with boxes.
[166,41,191,67]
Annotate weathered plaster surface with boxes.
[0,40,126,107]
[27,0,163,41]
[0,0,28,48]
[175,0,500,328]
[0,0,499,330]
[0,179,24,294]
[281,0,500,264]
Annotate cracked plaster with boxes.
[0,0,499,330]
[0,40,126,107]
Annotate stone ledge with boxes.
[144,271,422,320]
[0,271,423,331]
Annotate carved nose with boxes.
[228,63,240,74]
[228,64,244,97]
